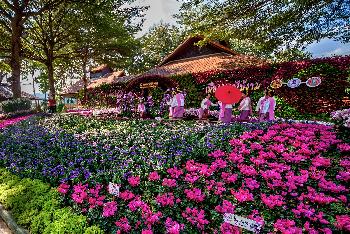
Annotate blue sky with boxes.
[135,0,350,58]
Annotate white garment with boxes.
[261,99,270,114]
[171,94,185,107]
[256,97,265,112]
[239,97,251,111]
[218,101,232,109]
[200,98,217,109]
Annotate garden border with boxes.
[0,204,28,234]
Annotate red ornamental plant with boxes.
[58,123,350,233]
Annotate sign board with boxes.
[108,183,120,196]
[287,78,301,88]
[140,82,158,89]
[223,213,263,233]
[206,81,261,94]
[306,77,321,88]
[270,79,283,89]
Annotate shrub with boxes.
[0,168,104,234]
[1,98,32,113]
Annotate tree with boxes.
[129,23,185,74]
[0,0,67,98]
[70,0,146,91]
[176,0,350,59]
[22,0,146,99]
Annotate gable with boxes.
[159,36,237,66]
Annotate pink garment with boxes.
[219,103,227,118]
[138,103,145,112]
[204,100,211,109]
[173,107,184,118]
[268,97,276,120]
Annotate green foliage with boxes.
[177,0,350,57]
[0,168,104,234]
[0,98,32,113]
[129,23,185,74]
[173,74,203,108]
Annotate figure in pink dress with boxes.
[218,101,233,123]
[256,91,276,121]
[171,89,185,119]
[199,94,217,120]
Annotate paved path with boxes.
[0,218,12,234]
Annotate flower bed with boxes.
[0,168,103,233]
[55,123,350,233]
[0,115,349,233]
[0,114,33,129]
[0,115,262,185]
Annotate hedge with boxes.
[81,56,350,115]
[0,168,103,234]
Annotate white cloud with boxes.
[134,0,181,36]
[306,38,350,58]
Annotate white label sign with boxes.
[287,78,301,88]
[108,183,120,196]
[224,213,263,233]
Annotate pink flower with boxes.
[274,219,302,234]
[162,178,177,187]
[238,164,258,176]
[128,176,140,187]
[244,178,260,190]
[210,158,227,171]
[337,143,350,152]
[148,171,160,181]
[184,188,205,202]
[312,156,331,167]
[165,217,184,234]
[71,184,88,204]
[231,188,254,202]
[221,172,238,183]
[142,230,153,234]
[184,173,200,183]
[119,190,135,200]
[57,183,70,194]
[167,167,183,178]
[215,200,235,213]
[182,207,209,230]
[340,158,350,168]
[227,152,244,164]
[102,201,117,217]
[335,215,350,232]
[115,217,131,232]
[261,194,284,209]
[318,178,347,193]
[208,150,225,158]
[156,193,175,207]
[220,222,240,234]
[248,210,264,226]
[336,171,350,182]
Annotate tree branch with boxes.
[0,18,11,32]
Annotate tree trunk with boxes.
[82,54,88,103]
[47,61,56,100]
[10,15,23,98]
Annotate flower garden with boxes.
[0,113,349,233]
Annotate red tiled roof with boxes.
[87,71,125,89]
[144,53,268,77]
